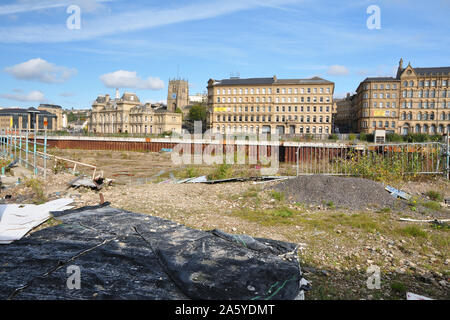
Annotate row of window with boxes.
[216,87,331,95]
[406,124,450,134]
[402,90,449,98]
[216,115,331,123]
[402,80,448,87]
[366,80,449,90]
[216,105,332,113]
[216,96,331,103]
[400,112,450,121]
[93,115,173,122]
[216,125,331,134]
[400,101,450,109]
[364,101,450,109]
[365,83,398,90]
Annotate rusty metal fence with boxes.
[296,136,450,178]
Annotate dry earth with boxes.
[2,148,449,300]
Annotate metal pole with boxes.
[447,134,450,179]
[14,126,17,160]
[25,130,29,169]
[19,129,22,165]
[44,126,47,180]
[34,127,37,176]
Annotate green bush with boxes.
[404,133,429,143]
[328,134,338,141]
[359,133,374,142]
[386,133,403,142]
[348,134,357,141]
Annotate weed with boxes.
[25,178,48,204]
[423,201,441,211]
[208,164,234,180]
[398,226,427,238]
[390,281,407,294]
[425,191,443,202]
[270,190,285,202]
[326,201,335,209]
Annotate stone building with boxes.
[207,76,334,135]
[354,59,450,135]
[89,91,182,135]
[0,107,57,132]
[38,104,63,131]
[167,79,189,113]
[334,93,357,133]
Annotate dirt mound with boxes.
[273,176,398,210]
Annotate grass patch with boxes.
[233,207,297,226]
[270,190,285,202]
[326,201,335,209]
[207,164,234,180]
[179,166,202,179]
[423,201,441,211]
[397,225,428,238]
[425,190,443,202]
[390,281,407,294]
[24,178,48,204]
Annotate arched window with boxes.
[415,124,421,133]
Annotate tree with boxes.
[188,105,207,122]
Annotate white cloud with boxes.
[5,58,77,83]
[0,0,113,15]
[0,0,299,43]
[60,92,75,97]
[327,65,350,76]
[1,90,47,102]
[100,70,164,90]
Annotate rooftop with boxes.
[39,104,62,110]
[363,77,399,82]
[412,67,450,76]
[211,76,333,86]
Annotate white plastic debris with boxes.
[406,292,433,300]
[0,198,74,244]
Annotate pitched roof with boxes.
[413,67,450,75]
[215,77,275,86]
[0,107,56,116]
[212,76,333,86]
[363,77,399,82]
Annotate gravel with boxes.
[272,175,398,210]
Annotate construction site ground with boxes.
[2,148,449,300]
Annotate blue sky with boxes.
[0,0,448,109]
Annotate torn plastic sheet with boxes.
[0,204,308,300]
[181,176,291,185]
[0,199,74,245]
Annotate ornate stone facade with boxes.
[355,59,450,135]
[89,92,182,135]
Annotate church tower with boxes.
[167,79,189,112]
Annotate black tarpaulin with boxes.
[0,204,307,300]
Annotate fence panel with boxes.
[296,138,449,178]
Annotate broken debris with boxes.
[0,198,74,245]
